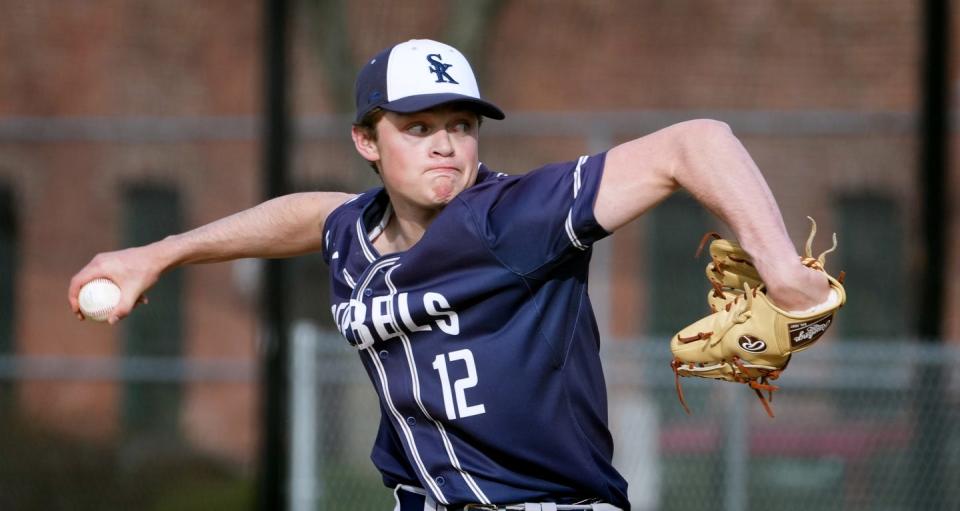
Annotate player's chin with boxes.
[426,175,464,204]
[428,191,459,206]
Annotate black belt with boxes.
[393,485,622,511]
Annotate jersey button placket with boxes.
[405,416,416,427]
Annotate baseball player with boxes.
[69,39,831,510]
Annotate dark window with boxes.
[0,188,17,411]
[288,181,339,332]
[835,194,905,338]
[646,192,715,337]
[288,248,335,331]
[121,186,184,437]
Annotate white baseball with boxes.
[78,278,122,322]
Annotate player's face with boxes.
[359,106,481,213]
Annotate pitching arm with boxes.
[593,119,829,311]
[68,191,354,323]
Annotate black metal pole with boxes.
[913,0,950,509]
[259,0,290,509]
[918,0,949,336]
[917,3,950,332]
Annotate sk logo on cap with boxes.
[427,54,458,84]
[353,39,504,122]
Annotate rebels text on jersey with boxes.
[321,154,629,509]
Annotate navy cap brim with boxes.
[380,93,505,120]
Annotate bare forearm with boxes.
[598,119,829,310]
[162,191,350,267]
[672,121,830,308]
[68,191,351,322]
[671,121,797,273]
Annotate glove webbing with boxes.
[696,231,755,275]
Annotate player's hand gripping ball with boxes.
[670,218,847,418]
[78,278,122,322]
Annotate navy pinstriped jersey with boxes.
[321,153,629,509]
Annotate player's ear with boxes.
[351,125,380,163]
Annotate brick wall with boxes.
[0,0,955,464]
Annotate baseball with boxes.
[78,278,122,322]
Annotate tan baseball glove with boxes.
[696,232,763,313]
[670,218,847,417]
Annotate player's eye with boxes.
[405,123,429,136]
[450,120,474,134]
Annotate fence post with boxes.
[289,321,321,511]
[722,384,747,511]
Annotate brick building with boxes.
[0,0,957,468]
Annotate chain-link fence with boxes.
[604,339,960,511]
[0,355,257,510]
[4,335,956,510]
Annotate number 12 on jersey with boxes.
[432,349,486,420]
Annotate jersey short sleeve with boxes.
[466,153,610,276]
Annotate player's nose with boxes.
[430,130,454,157]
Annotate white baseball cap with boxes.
[354,39,505,123]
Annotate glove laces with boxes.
[672,283,782,418]
[677,283,755,346]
